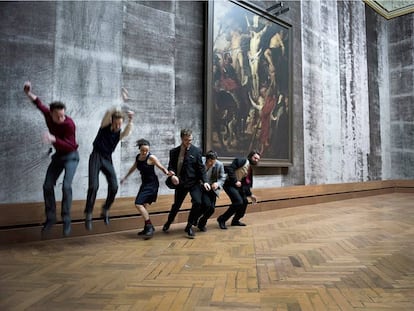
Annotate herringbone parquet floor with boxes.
[1,193,413,311]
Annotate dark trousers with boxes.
[198,190,217,227]
[219,184,248,222]
[84,150,118,214]
[43,151,79,224]
[167,184,203,226]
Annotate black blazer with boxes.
[168,144,207,188]
[224,157,253,196]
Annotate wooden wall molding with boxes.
[1,180,413,244]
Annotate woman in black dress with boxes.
[121,139,170,239]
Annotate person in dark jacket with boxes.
[217,150,261,229]
[163,128,210,238]
[197,150,226,232]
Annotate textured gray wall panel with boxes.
[365,5,386,180]
[337,1,370,182]
[173,0,205,148]
[388,13,414,179]
[301,0,345,184]
[119,1,177,196]
[0,2,57,203]
[301,0,372,184]
[301,0,326,184]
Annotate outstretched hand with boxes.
[24,81,31,94]
[23,81,37,101]
[126,110,134,120]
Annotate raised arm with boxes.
[23,81,51,117]
[23,81,37,101]
[120,111,134,140]
[100,108,117,128]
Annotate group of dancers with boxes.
[23,81,261,239]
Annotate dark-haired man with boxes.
[197,150,226,232]
[217,150,261,229]
[84,107,133,231]
[23,81,79,236]
[163,129,210,238]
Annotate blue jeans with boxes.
[43,151,79,224]
[84,150,119,214]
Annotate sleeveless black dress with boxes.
[134,153,159,205]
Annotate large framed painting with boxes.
[205,0,293,166]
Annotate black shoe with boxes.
[162,222,171,232]
[63,222,71,237]
[185,226,195,239]
[197,217,207,231]
[85,213,93,231]
[198,225,207,232]
[217,218,227,230]
[137,229,146,236]
[101,209,109,225]
[144,224,155,240]
[41,219,56,233]
[231,220,246,226]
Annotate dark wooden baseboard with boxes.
[1,180,413,244]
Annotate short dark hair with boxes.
[180,128,192,138]
[49,101,66,111]
[136,138,150,148]
[247,150,261,160]
[206,150,218,160]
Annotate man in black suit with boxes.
[163,129,210,238]
[217,150,261,229]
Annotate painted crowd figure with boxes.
[23,81,80,237]
[84,107,134,231]
[163,129,210,238]
[217,150,261,229]
[121,139,170,239]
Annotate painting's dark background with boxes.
[1,1,413,204]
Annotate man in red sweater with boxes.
[24,81,79,237]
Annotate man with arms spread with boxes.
[23,81,79,237]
